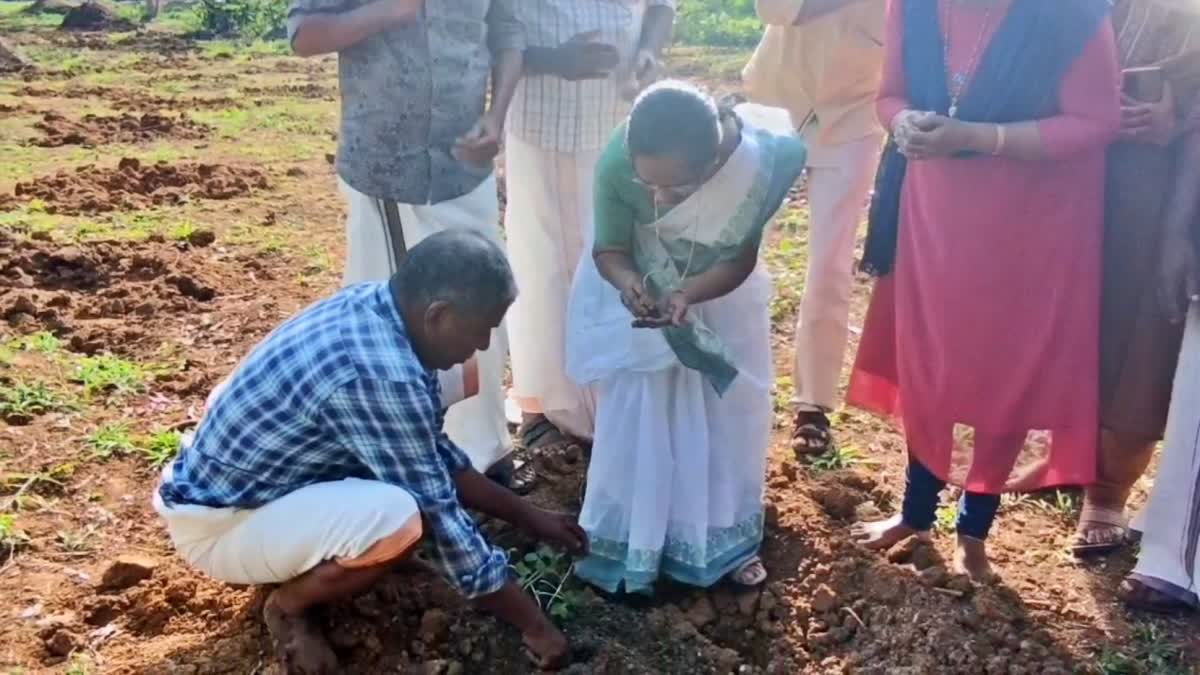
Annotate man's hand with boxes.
[1159,234,1199,324]
[619,47,663,101]
[1119,82,1177,147]
[453,111,503,167]
[522,509,589,555]
[523,618,571,669]
[551,31,619,81]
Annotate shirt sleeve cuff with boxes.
[454,545,511,599]
[648,0,677,9]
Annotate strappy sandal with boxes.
[791,409,834,459]
[1118,578,1195,614]
[728,555,767,587]
[519,415,585,476]
[1071,505,1129,557]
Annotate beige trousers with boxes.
[791,133,883,411]
[340,176,513,472]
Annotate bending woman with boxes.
[848,0,1120,581]
[565,82,806,593]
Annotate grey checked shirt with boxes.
[288,0,523,204]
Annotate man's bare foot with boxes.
[850,514,929,550]
[953,535,994,583]
[263,591,339,674]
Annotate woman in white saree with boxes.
[566,82,806,593]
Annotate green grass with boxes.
[1097,621,1190,675]
[202,39,289,60]
[72,354,146,397]
[0,1,63,30]
[934,503,956,535]
[805,444,863,473]
[0,380,67,420]
[88,423,139,459]
[140,429,182,467]
[16,331,63,355]
[0,513,31,561]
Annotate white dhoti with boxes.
[340,176,513,472]
[504,133,599,440]
[154,467,423,585]
[1129,304,1200,608]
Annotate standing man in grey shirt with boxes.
[289,0,524,482]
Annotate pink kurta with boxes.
[848,0,1121,493]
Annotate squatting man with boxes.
[153,230,588,672]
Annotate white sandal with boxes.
[729,555,767,587]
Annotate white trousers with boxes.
[504,133,599,440]
[340,176,513,472]
[790,134,882,411]
[154,470,422,585]
[1130,305,1200,606]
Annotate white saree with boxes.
[565,129,778,593]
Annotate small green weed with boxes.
[64,653,95,675]
[0,380,65,420]
[169,221,199,242]
[512,546,583,622]
[88,423,139,459]
[1097,621,1190,674]
[934,503,956,534]
[72,354,146,397]
[0,513,31,561]
[805,445,863,473]
[19,331,63,355]
[141,429,182,467]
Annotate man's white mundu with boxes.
[1130,304,1200,605]
[340,176,513,472]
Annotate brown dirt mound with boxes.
[0,231,234,361]
[31,111,210,147]
[0,37,33,74]
[23,0,81,15]
[14,84,236,112]
[239,83,337,100]
[59,1,137,32]
[2,158,268,215]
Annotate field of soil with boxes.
[1,3,1198,674]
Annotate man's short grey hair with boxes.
[393,229,518,313]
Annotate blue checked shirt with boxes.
[159,282,510,598]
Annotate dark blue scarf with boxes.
[860,0,1111,276]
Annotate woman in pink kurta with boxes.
[848,0,1120,580]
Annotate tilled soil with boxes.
[0,37,32,73]
[1,30,1198,675]
[1,158,269,215]
[13,84,237,111]
[30,111,210,147]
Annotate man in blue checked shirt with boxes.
[153,230,587,672]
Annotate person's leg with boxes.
[954,490,1001,582]
[505,136,597,459]
[852,454,941,549]
[400,177,515,475]
[158,479,423,673]
[791,136,881,455]
[1074,428,1157,554]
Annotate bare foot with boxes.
[850,514,927,550]
[263,591,339,675]
[953,535,994,583]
